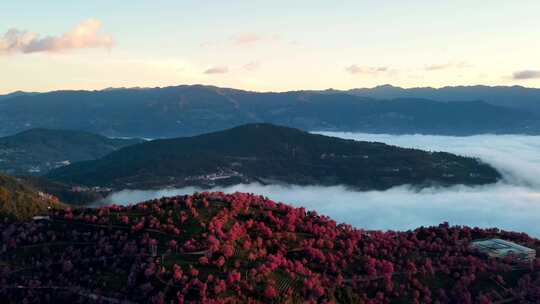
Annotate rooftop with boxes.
[471,238,536,262]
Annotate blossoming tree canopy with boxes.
[1,192,540,303]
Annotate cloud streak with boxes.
[345,65,389,75]
[424,61,471,71]
[204,66,229,74]
[232,33,263,45]
[100,133,540,238]
[512,70,540,80]
[231,33,279,45]
[319,132,540,188]
[242,61,260,71]
[0,19,113,54]
[101,182,540,238]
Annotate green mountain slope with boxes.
[0,174,63,219]
[0,128,142,175]
[48,124,501,190]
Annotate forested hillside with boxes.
[1,192,538,302]
[49,124,501,190]
[0,128,142,175]
[0,174,63,219]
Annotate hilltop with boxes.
[0,174,63,219]
[0,128,142,175]
[1,192,539,302]
[0,91,37,101]
[48,124,501,190]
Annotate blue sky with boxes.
[1,1,539,93]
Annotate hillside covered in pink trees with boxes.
[1,192,540,303]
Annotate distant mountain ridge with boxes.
[48,123,501,190]
[0,128,142,175]
[348,84,540,111]
[0,91,37,101]
[0,84,538,137]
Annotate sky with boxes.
[1,1,540,94]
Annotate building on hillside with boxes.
[32,215,51,222]
[471,238,536,263]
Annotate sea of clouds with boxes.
[101,133,540,237]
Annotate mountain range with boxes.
[48,124,501,190]
[0,84,539,138]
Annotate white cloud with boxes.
[0,19,113,54]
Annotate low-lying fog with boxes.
[99,133,540,238]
